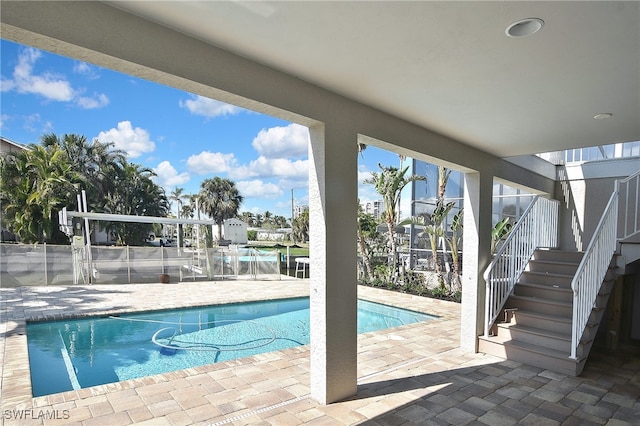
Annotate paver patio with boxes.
[1,279,638,425]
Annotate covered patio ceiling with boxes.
[105,1,640,158]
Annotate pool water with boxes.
[27,297,435,396]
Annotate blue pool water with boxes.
[27,297,435,396]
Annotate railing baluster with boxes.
[484,197,559,337]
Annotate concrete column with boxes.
[308,123,358,404]
[461,171,493,352]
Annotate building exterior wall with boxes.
[0,137,26,154]
[222,218,248,244]
[555,158,639,251]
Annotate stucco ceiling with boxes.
[12,1,640,158]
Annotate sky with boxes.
[0,39,400,220]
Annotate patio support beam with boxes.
[461,171,493,352]
[308,123,358,404]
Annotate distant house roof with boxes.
[0,136,28,153]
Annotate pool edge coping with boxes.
[1,283,460,412]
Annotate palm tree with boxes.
[103,162,169,245]
[169,187,188,218]
[364,163,426,276]
[424,199,455,287]
[437,165,452,201]
[41,133,126,211]
[181,202,195,219]
[197,177,244,241]
[292,209,309,243]
[446,209,463,291]
[239,211,255,227]
[263,210,274,228]
[357,202,378,279]
[274,215,288,228]
[254,213,264,228]
[0,144,82,243]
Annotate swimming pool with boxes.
[27,297,435,396]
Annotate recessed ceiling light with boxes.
[593,113,613,120]
[506,18,544,38]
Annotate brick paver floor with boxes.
[1,279,638,425]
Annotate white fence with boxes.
[0,244,282,286]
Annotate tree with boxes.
[197,177,244,241]
[41,133,126,211]
[239,211,255,227]
[364,163,426,277]
[424,199,455,287]
[357,203,378,279]
[181,202,195,219]
[491,217,513,255]
[292,209,309,243]
[169,187,188,219]
[254,213,264,228]
[103,162,169,245]
[263,210,274,228]
[1,132,169,246]
[0,144,83,243]
[274,215,288,228]
[425,165,455,287]
[445,209,463,291]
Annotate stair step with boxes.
[496,322,571,352]
[532,249,584,264]
[513,282,573,303]
[478,336,586,375]
[510,309,572,334]
[520,271,573,287]
[527,259,580,275]
[507,295,572,317]
[512,308,571,323]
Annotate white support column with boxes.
[308,123,358,404]
[461,171,493,352]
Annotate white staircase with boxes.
[478,249,617,376]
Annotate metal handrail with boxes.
[570,170,639,359]
[570,192,618,359]
[617,171,640,240]
[483,196,559,337]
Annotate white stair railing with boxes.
[570,171,639,359]
[484,196,559,337]
[617,171,640,240]
[570,193,618,359]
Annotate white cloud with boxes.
[2,47,109,109]
[228,157,309,180]
[73,62,100,80]
[358,166,374,184]
[96,121,155,158]
[0,114,9,129]
[179,95,243,118]
[22,113,53,134]
[77,93,109,109]
[153,161,190,188]
[252,123,309,159]
[236,180,283,199]
[10,48,74,101]
[186,151,238,175]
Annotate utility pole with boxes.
[291,189,295,245]
[291,189,294,224]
